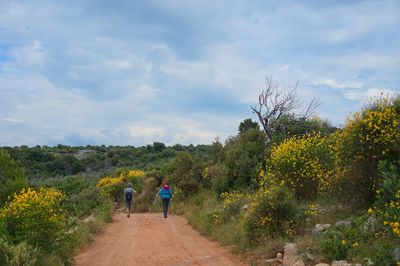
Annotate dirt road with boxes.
[75,213,247,266]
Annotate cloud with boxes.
[311,78,363,90]
[344,88,398,102]
[0,0,399,146]
[11,40,46,66]
[1,118,24,123]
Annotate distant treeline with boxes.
[2,143,211,179]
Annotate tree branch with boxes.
[251,76,320,144]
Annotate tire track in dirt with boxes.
[75,213,247,266]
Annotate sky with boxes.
[0,0,399,147]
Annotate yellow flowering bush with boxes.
[96,176,123,188]
[0,188,66,251]
[201,166,212,188]
[243,185,301,244]
[267,133,335,199]
[304,203,319,216]
[126,169,146,192]
[127,170,145,178]
[96,169,146,201]
[304,203,320,224]
[206,210,223,226]
[221,191,244,218]
[335,96,400,205]
[202,167,209,179]
[97,169,145,189]
[96,176,124,201]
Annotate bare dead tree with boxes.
[251,77,320,144]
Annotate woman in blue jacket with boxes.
[159,181,172,218]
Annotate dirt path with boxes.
[75,213,247,266]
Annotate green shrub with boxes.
[223,128,266,191]
[371,160,400,238]
[95,199,113,223]
[171,152,203,197]
[317,226,355,260]
[243,185,302,245]
[317,215,398,265]
[0,149,27,206]
[64,186,108,218]
[205,164,229,196]
[180,190,225,237]
[348,238,396,266]
[44,175,91,196]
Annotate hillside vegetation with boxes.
[0,95,399,265]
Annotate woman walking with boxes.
[158,181,172,218]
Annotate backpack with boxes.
[161,188,171,199]
[125,189,132,201]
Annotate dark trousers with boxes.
[125,200,132,211]
[162,198,170,218]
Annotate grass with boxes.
[179,189,295,263]
[178,189,400,266]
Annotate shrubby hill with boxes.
[3,143,211,179]
[1,94,399,265]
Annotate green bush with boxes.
[64,186,108,218]
[0,149,27,206]
[317,215,398,265]
[43,175,107,218]
[243,185,302,245]
[95,199,113,223]
[371,160,400,238]
[204,164,229,196]
[317,226,355,260]
[180,190,224,237]
[223,128,266,190]
[44,175,91,196]
[171,152,203,197]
